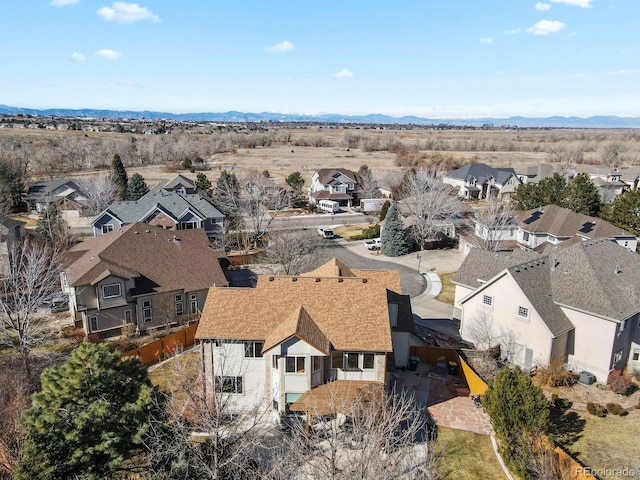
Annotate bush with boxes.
[586,402,607,417]
[607,370,636,396]
[362,224,380,239]
[605,403,628,416]
[550,394,572,410]
[538,358,578,387]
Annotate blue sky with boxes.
[1,0,638,118]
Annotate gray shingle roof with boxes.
[25,179,78,202]
[151,174,196,192]
[453,248,541,289]
[100,191,222,224]
[445,163,517,186]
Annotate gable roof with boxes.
[151,174,196,192]
[445,163,518,186]
[64,222,228,293]
[315,168,362,185]
[25,179,78,202]
[262,306,330,354]
[96,190,222,226]
[516,204,634,239]
[453,248,541,289]
[196,258,403,352]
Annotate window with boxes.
[632,349,639,362]
[101,283,121,299]
[285,356,305,373]
[613,349,624,364]
[517,306,529,318]
[89,316,98,332]
[363,353,375,370]
[523,232,530,242]
[215,376,243,394]
[142,299,152,323]
[312,356,321,372]
[180,221,198,230]
[244,341,264,358]
[331,351,343,369]
[482,295,493,307]
[272,355,279,369]
[190,293,198,315]
[388,304,398,327]
[345,353,359,370]
[619,319,628,333]
[102,224,114,233]
[175,302,183,316]
[123,310,132,323]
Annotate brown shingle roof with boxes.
[196,259,398,352]
[65,223,228,293]
[315,168,362,185]
[262,306,330,354]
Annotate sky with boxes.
[1,0,639,118]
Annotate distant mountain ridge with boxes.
[1,104,639,128]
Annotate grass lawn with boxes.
[435,272,456,305]
[332,223,374,240]
[435,428,506,479]
[561,409,640,479]
[147,349,200,393]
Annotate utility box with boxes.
[578,371,596,386]
[409,356,420,371]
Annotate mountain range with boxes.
[1,104,639,128]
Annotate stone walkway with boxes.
[427,396,494,435]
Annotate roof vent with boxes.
[551,258,559,270]
[514,267,520,272]
[145,229,150,233]
[315,278,321,282]
[362,278,368,283]
[338,278,344,283]
[615,265,621,275]
[292,277,298,282]
[269,276,274,281]
[134,231,139,234]
[173,235,181,242]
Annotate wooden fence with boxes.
[120,324,198,366]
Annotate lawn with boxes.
[435,428,506,480]
[435,272,456,305]
[147,349,200,393]
[560,408,640,479]
[332,223,374,240]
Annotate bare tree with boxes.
[75,174,119,216]
[471,198,516,252]
[547,145,584,178]
[357,167,382,200]
[398,168,463,250]
[0,360,30,477]
[0,238,61,379]
[527,442,574,480]
[260,227,327,275]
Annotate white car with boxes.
[364,238,381,250]
[317,227,335,239]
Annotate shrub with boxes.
[607,370,636,396]
[538,358,578,387]
[605,403,628,416]
[550,394,572,410]
[586,402,607,417]
[361,224,380,239]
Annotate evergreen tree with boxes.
[110,154,128,200]
[379,200,391,221]
[601,188,640,237]
[562,172,601,216]
[285,171,305,195]
[0,161,25,212]
[380,203,411,256]
[512,173,567,211]
[512,182,544,210]
[125,172,149,201]
[36,205,70,247]
[195,172,212,196]
[483,366,550,479]
[14,343,161,480]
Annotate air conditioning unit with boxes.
[578,371,596,386]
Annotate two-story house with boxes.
[61,223,229,337]
[91,190,224,240]
[195,258,415,414]
[25,178,87,213]
[443,163,521,200]
[151,174,198,195]
[454,239,640,382]
[308,168,363,207]
[515,204,637,252]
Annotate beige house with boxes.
[454,239,640,382]
[62,222,229,337]
[443,163,521,200]
[196,259,415,414]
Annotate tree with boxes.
[0,161,25,213]
[195,172,213,197]
[75,174,119,216]
[285,171,305,196]
[483,366,550,479]
[379,200,391,221]
[14,342,161,480]
[600,188,640,237]
[398,168,462,250]
[561,173,600,216]
[36,205,71,248]
[512,173,567,211]
[357,164,382,200]
[547,145,584,178]
[472,198,516,251]
[125,172,150,201]
[261,227,326,275]
[511,182,543,211]
[181,156,192,170]
[110,154,128,200]
[380,203,411,257]
[213,170,240,217]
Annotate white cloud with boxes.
[609,69,629,76]
[480,37,493,45]
[504,28,521,35]
[333,68,354,79]
[528,19,567,35]
[267,41,295,54]
[535,2,551,11]
[50,0,79,6]
[70,52,86,61]
[551,0,592,7]
[94,49,121,60]
[97,2,160,23]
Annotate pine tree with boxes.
[512,173,567,211]
[36,205,70,247]
[110,154,128,200]
[561,173,601,216]
[285,171,305,195]
[380,203,411,256]
[14,343,162,480]
[379,200,391,221]
[483,366,550,479]
[125,172,149,201]
[195,172,212,196]
[601,188,640,236]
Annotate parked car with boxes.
[364,238,381,250]
[317,227,335,239]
